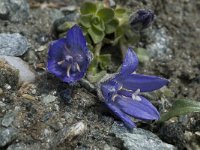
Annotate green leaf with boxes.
[88,27,105,44]
[87,70,107,83]
[88,57,98,74]
[97,8,114,23]
[136,48,150,62]
[79,14,93,28]
[115,8,126,18]
[159,99,200,122]
[80,2,97,14]
[114,8,129,25]
[98,54,111,70]
[115,26,124,38]
[91,16,105,31]
[105,18,119,34]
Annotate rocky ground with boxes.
[0,0,200,150]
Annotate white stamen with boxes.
[135,96,142,101]
[132,94,136,100]
[112,94,118,101]
[134,89,140,95]
[132,71,136,74]
[118,85,123,90]
[132,94,142,101]
[66,65,71,77]
[76,63,81,72]
[132,89,141,101]
[57,60,65,65]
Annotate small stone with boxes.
[1,111,16,127]
[54,104,59,111]
[0,1,9,20]
[59,89,72,104]
[0,0,29,22]
[147,28,172,59]
[0,56,35,84]
[0,128,18,147]
[7,143,27,150]
[159,122,185,149]
[61,5,77,15]
[4,84,11,90]
[22,94,36,101]
[50,121,86,148]
[111,122,176,150]
[0,101,6,107]
[0,88,3,95]
[0,33,29,56]
[0,58,19,89]
[7,142,42,150]
[42,94,57,104]
[80,79,96,93]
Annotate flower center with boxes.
[57,54,81,77]
[111,83,141,101]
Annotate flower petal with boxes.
[47,38,67,77]
[106,102,136,128]
[48,38,67,60]
[115,95,160,120]
[115,74,169,92]
[65,25,88,53]
[120,48,138,75]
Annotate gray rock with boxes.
[147,28,172,59]
[7,142,42,150]
[7,143,27,150]
[0,0,9,19]
[50,121,86,148]
[0,33,29,56]
[0,0,29,22]
[1,111,16,127]
[0,56,35,84]
[0,128,18,147]
[42,94,57,105]
[111,123,176,150]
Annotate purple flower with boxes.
[129,9,154,31]
[98,48,168,128]
[47,25,92,83]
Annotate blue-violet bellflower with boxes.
[47,25,92,83]
[98,48,169,128]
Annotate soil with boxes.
[0,0,200,150]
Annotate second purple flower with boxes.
[98,48,169,128]
[47,25,92,83]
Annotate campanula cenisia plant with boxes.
[98,48,168,128]
[47,25,92,83]
[53,2,155,83]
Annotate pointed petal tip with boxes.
[106,102,136,129]
[120,47,139,75]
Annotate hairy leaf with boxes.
[79,14,93,28]
[98,54,111,69]
[97,8,114,23]
[87,70,107,83]
[91,16,105,31]
[115,8,126,18]
[105,18,119,34]
[160,99,200,122]
[88,27,105,44]
[80,2,97,14]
